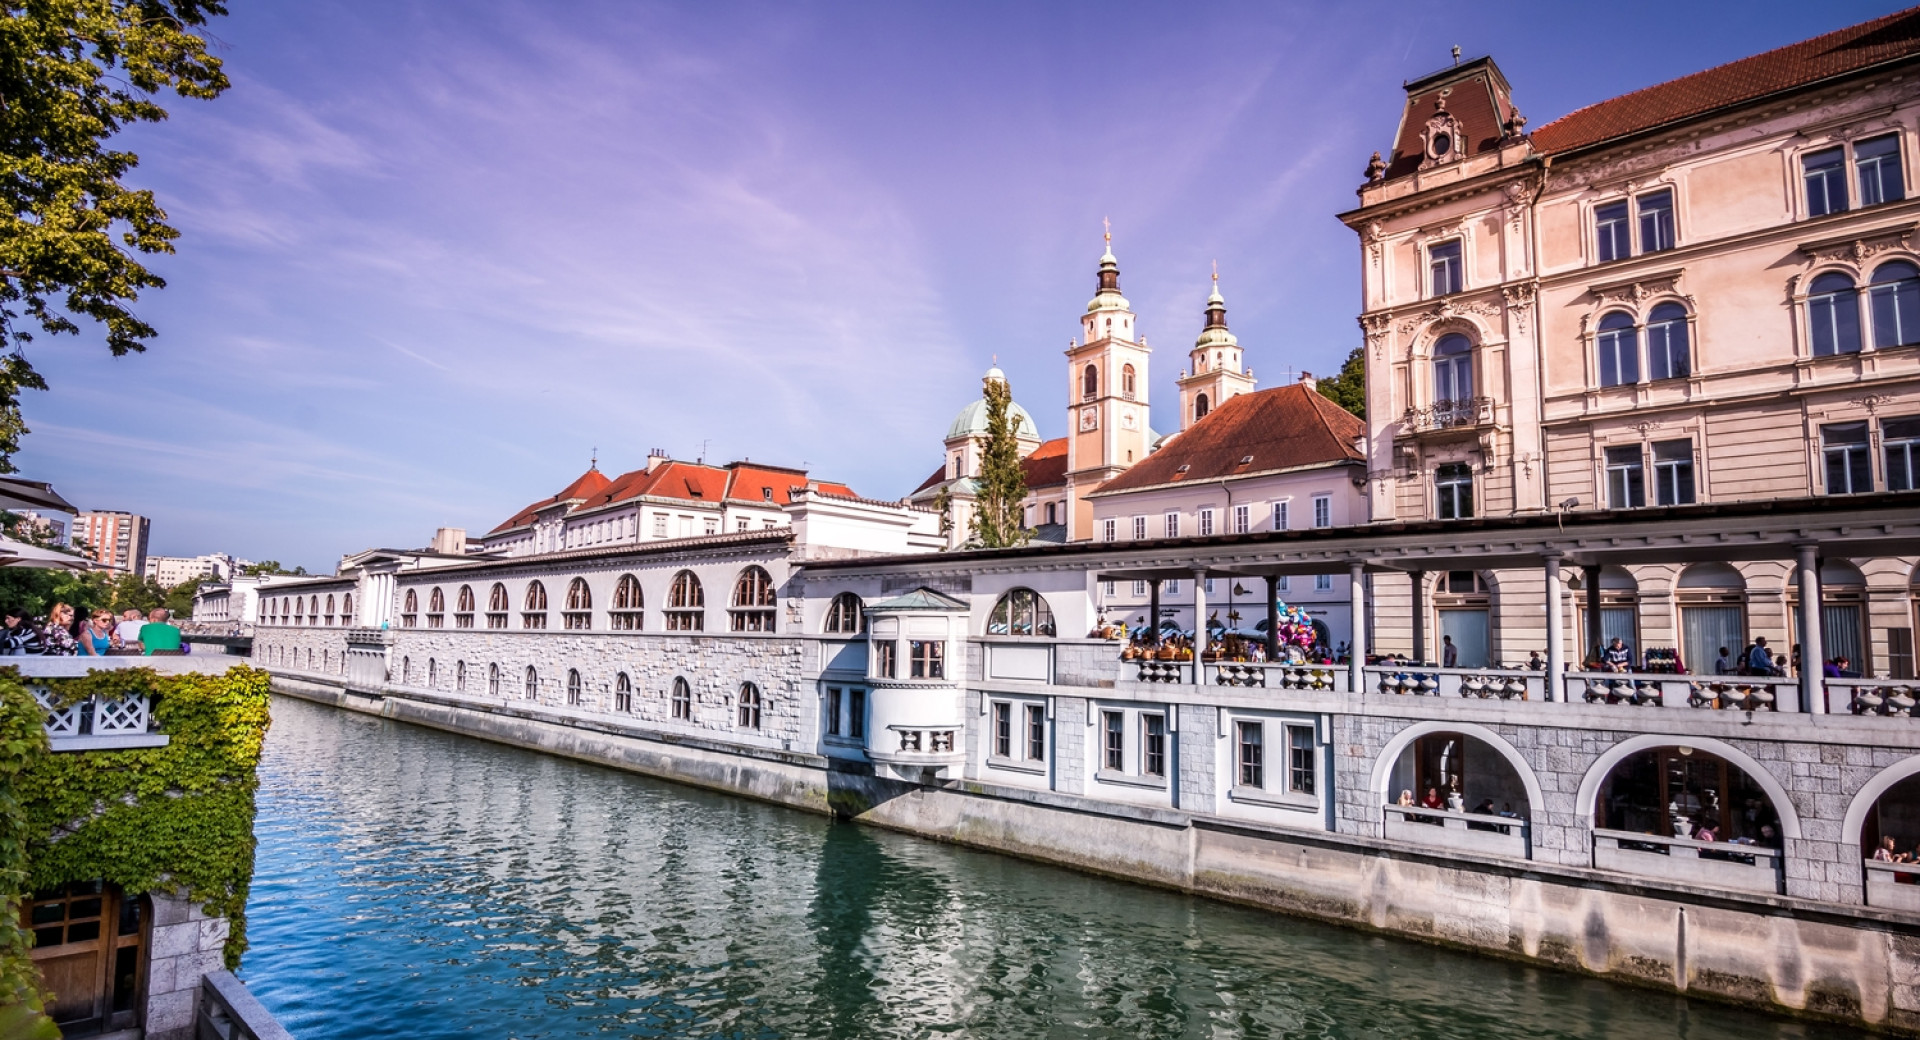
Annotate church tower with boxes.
[1062,226,1152,540]
[1175,270,1255,431]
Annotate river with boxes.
[240,695,1849,1039]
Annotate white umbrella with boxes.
[0,536,93,571]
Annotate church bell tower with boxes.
[1176,269,1255,431]
[1063,224,1152,540]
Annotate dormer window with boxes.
[1419,97,1463,170]
[762,487,773,501]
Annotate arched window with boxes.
[738,682,762,729]
[823,592,864,634]
[1871,260,1920,348]
[1432,333,1473,404]
[1645,303,1690,381]
[666,570,704,631]
[1810,272,1863,356]
[401,656,411,684]
[324,594,336,625]
[488,663,501,697]
[487,582,508,629]
[427,658,437,688]
[1195,393,1210,421]
[1596,311,1638,387]
[731,566,777,632]
[564,577,592,630]
[294,597,305,623]
[524,666,539,701]
[611,574,643,630]
[456,660,467,692]
[309,596,319,620]
[426,588,444,627]
[566,668,583,706]
[614,672,632,713]
[1435,462,1474,520]
[523,580,548,630]
[455,584,474,628]
[1082,363,1098,401]
[1122,363,1136,398]
[341,594,353,622]
[671,676,693,720]
[988,588,1055,637]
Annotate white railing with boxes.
[1210,662,1348,693]
[1126,660,1193,685]
[1591,828,1783,893]
[9,656,221,751]
[1382,804,1529,859]
[1864,860,1920,911]
[1363,665,1542,701]
[1829,678,1920,717]
[1563,672,1795,711]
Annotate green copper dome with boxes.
[947,396,1040,441]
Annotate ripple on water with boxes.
[243,696,1852,1040]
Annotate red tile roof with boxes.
[1091,384,1363,496]
[723,463,856,505]
[1021,437,1069,489]
[1385,57,1519,180]
[487,467,611,534]
[912,464,947,496]
[1531,8,1920,155]
[490,458,859,534]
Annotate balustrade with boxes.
[1563,672,1793,711]
[1863,860,1920,911]
[1829,678,1920,717]
[1362,665,1540,701]
[1382,804,1529,859]
[1211,662,1345,692]
[1591,828,1783,894]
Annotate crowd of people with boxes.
[0,605,183,656]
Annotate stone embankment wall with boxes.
[271,672,1920,1035]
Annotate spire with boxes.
[1087,219,1128,312]
[1195,265,1237,348]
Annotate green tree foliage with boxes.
[0,566,107,619]
[163,575,200,617]
[241,560,304,577]
[930,485,953,542]
[106,570,163,614]
[0,1,232,470]
[1316,346,1366,419]
[968,376,1028,549]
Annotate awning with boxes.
[0,536,92,571]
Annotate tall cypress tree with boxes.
[970,376,1029,548]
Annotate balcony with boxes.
[1863,860,1920,911]
[1402,396,1493,433]
[1363,665,1543,701]
[1592,828,1783,894]
[1383,804,1529,859]
[19,656,214,751]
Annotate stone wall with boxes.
[146,892,228,1040]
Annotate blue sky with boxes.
[14,0,1909,569]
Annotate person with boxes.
[1714,647,1736,676]
[1527,649,1544,671]
[38,602,77,655]
[1420,787,1445,811]
[78,609,114,657]
[1470,798,1496,815]
[1442,635,1458,668]
[1875,836,1900,862]
[1397,790,1415,807]
[1693,822,1717,842]
[113,608,145,651]
[1824,657,1844,678]
[1772,653,1789,677]
[137,607,183,656]
[0,608,42,655]
[1834,655,1857,678]
[1601,637,1633,672]
[1745,637,1772,675]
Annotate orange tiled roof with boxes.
[486,467,611,534]
[491,458,859,534]
[1092,384,1363,496]
[1021,437,1070,489]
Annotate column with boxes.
[1148,580,1162,646]
[1264,575,1280,662]
[1543,553,1563,702]
[1798,543,1825,714]
[1192,569,1209,652]
[1411,570,1427,663]
[1583,564,1603,667]
[1348,561,1367,694]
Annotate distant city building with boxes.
[12,509,69,546]
[147,552,243,588]
[77,510,150,574]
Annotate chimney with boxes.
[431,527,467,554]
[647,448,669,473]
[1299,370,1317,391]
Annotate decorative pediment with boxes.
[1796,223,1916,265]
[1587,268,1687,307]
[1418,97,1464,171]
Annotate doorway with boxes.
[23,880,148,1036]
[1439,609,1488,668]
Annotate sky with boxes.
[12,0,1911,570]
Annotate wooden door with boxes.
[23,881,147,1035]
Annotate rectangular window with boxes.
[1103,711,1125,772]
[1652,439,1696,505]
[1273,500,1289,531]
[1428,240,1462,296]
[1885,416,1920,492]
[1025,704,1046,760]
[1312,494,1331,528]
[1636,190,1675,253]
[1278,576,1289,592]
[1287,725,1316,796]
[849,689,866,740]
[1605,445,1646,509]
[1198,508,1214,537]
[1132,515,1147,540]
[1102,517,1117,542]
[703,517,718,535]
[1164,512,1179,538]
[1595,201,1630,263]
[992,702,1011,758]
[909,640,945,679]
[736,519,748,532]
[1165,579,1181,596]
[1435,464,1474,520]
[876,641,897,679]
[1205,578,1216,595]
[678,515,693,537]
[1805,146,1849,217]
[1236,721,1264,789]
[1102,580,1115,596]
[1856,134,1905,208]
[1233,504,1250,534]
[827,688,843,737]
[1315,574,1332,592]
[1823,421,1873,494]
[1142,713,1166,777]
[1131,580,1146,597]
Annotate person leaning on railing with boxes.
[138,608,184,656]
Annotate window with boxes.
[1273,501,1289,531]
[1142,713,1166,777]
[400,656,410,684]
[1044,503,1057,526]
[1810,272,1863,356]
[1871,261,1920,349]
[1823,421,1872,494]
[428,659,436,687]
[1596,311,1638,386]
[738,683,761,729]
[1082,363,1098,401]
[1130,580,1146,597]
[1315,574,1332,592]
[1605,445,1645,509]
[1312,495,1331,529]
[1857,134,1905,207]
[614,673,632,713]
[672,677,692,720]
[456,584,474,628]
[1651,439,1696,505]
[1025,704,1045,760]
[849,689,866,740]
[652,514,668,538]
[1164,512,1179,538]
[1428,240,1462,296]
[1236,721,1264,789]
[1198,508,1214,537]
[1131,515,1147,540]
[1204,578,1216,595]
[1804,146,1848,217]
[1637,190,1674,253]
[427,587,444,628]
[909,639,945,679]
[401,589,417,627]
[611,574,643,630]
[1165,580,1180,596]
[704,517,718,536]
[731,566,777,632]
[1886,416,1920,491]
[992,702,1011,757]
[456,661,466,692]
[1194,392,1210,421]
[1278,576,1289,592]
[1595,201,1630,263]
[1434,463,1473,520]
[666,570,704,630]
[564,577,592,630]
[1287,725,1316,796]
[1646,303,1691,380]
[875,640,897,679]
[1122,363,1136,398]
[524,666,539,701]
[988,588,1055,637]
[1233,504,1250,534]
[823,592,864,634]
[566,668,582,706]
[1102,517,1117,542]
[826,688,843,737]
[522,580,548,629]
[1432,333,1472,404]
[488,663,500,697]
[1103,711,1124,771]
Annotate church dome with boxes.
[947,396,1040,441]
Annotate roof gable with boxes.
[1020,438,1070,489]
[486,467,611,534]
[1092,384,1363,496]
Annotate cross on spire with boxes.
[590,446,598,469]
[1103,216,1111,245]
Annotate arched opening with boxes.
[666,571,704,631]
[1122,363,1136,398]
[1374,723,1538,858]
[1194,393,1210,421]
[1082,363,1098,401]
[566,668,582,706]
[731,566,777,632]
[738,682,762,729]
[1676,563,1747,676]
[564,577,592,630]
[524,666,539,701]
[1858,768,1920,907]
[823,592,864,635]
[614,672,632,713]
[427,658,436,688]
[1586,739,1788,892]
[488,663,501,697]
[1431,332,1473,405]
[988,588,1055,637]
[611,574,643,630]
[1574,566,1642,668]
[1432,570,1489,668]
[1791,559,1867,677]
[456,661,466,692]
[671,676,693,720]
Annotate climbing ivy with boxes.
[0,663,270,1021]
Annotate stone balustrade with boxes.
[1382,804,1529,859]
[1591,827,1783,894]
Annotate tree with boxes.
[106,571,163,614]
[0,2,232,471]
[163,575,201,617]
[931,485,954,543]
[242,560,304,576]
[1317,346,1366,419]
[969,376,1028,549]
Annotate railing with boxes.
[1591,828,1783,894]
[1864,860,1920,911]
[1403,396,1493,432]
[1830,678,1920,717]
[197,969,294,1040]
[16,657,218,751]
[1563,672,1793,711]
[1131,660,1192,685]
[1383,804,1529,859]
[1362,665,1542,701]
[1211,662,1347,692]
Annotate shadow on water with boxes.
[243,695,1860,1040]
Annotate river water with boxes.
[241,696,1850,1039]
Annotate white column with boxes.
[1192,567,1208,658]
[1797,543,1825,714]
[1348,561,1367,694]
[1544,553,1563,702]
